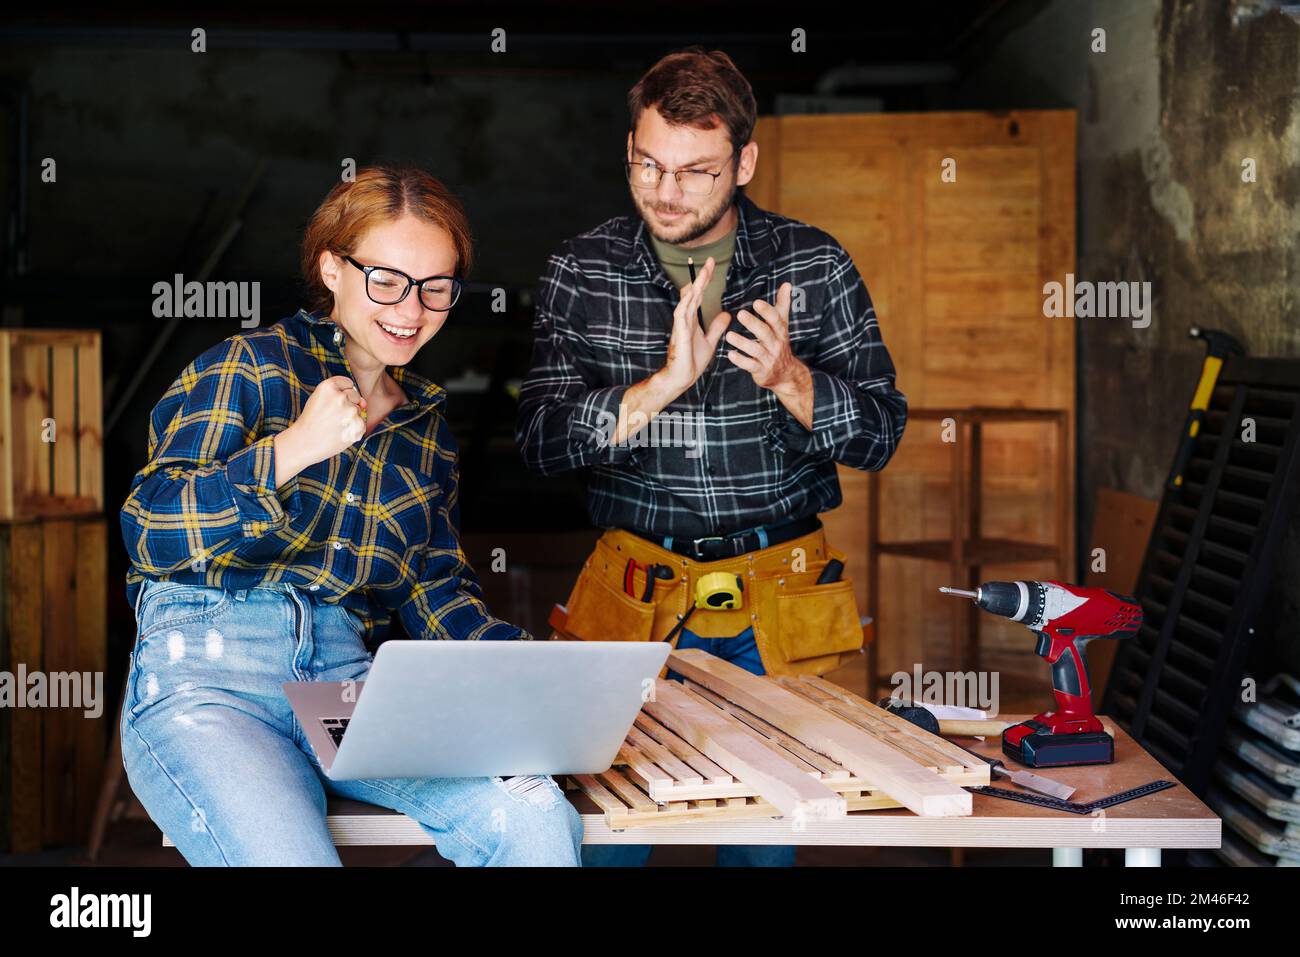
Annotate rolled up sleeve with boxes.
[120,337,302,575]
[516,249,645,475]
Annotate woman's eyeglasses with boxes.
[343,255,463,311]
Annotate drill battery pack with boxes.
[1003,719,1115,768]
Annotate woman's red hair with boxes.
[301,165,473,312]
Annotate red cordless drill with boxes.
[939,580,1142,767]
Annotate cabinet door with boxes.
[750,110,1076,681]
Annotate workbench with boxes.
[164,716,1218,866]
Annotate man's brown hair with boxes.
[301,165,474,313]
[627,47,757,155]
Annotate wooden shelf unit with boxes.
[868,407,1071,692]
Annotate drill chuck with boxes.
[977,580,1043,623]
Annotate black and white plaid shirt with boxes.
[516,193,907,539]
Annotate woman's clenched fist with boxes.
[273,376,367,487]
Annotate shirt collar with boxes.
[625,192,773,277]
[292,308,447,410]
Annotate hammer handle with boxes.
[938,719,1010,737]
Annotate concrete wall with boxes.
[961,0,1300,672]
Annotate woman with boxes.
[119,166,583,866]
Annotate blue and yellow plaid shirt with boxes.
[121,308,525,642]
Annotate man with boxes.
[517,48,907,866]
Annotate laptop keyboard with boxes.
[321,717,350,749]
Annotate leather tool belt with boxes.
[558,524,865,677]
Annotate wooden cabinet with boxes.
[749,111,1077,688]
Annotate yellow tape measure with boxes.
[695,572,744,610]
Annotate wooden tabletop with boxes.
[293,715,1221,850]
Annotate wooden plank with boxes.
[73,518,107,838]
[0,334,12,519]
[616,743,673,793]
[642,679,846,820]
[50,346,77,502]
[625,726,703,785]
[14,344,49,511]
[682,679,845,776]
[42,520,77,845]
[668,649,971,817]
[1086,488,1158,695]
[781,676,970,773]
[7,522,43,852]
[572,774,628,821]
[797,675,986,774]
[674,683,827,776]
[634,713,732,783]
[781,677,959,770]
[596,769,658,814]
[0,525,9,849]
[76,337,103,512]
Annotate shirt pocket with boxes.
[584,306,672,383]
[379,464,436,548]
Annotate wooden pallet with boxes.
[568,657,990,829]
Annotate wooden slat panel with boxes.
[0,525,9,849]
[76,338,103,512]
[634,713,732,783]
[0,335,12,519]
[669,649,971,817]
[50,347,78,501]
[42,520,77,845]
[643,680,846,820]
[14,345,50,508]
[6,523,43,852]
[74,519,108,836]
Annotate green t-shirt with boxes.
[649,227,736,328]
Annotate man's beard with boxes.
[635,181,737,245]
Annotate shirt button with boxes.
[345,492,356,503]
[332,541,343,550]
[332,329,344,346]
[309,584,321,591]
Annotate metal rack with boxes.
[1102,357,1300,796]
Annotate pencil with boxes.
[687,256,705,325]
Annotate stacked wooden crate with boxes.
[0,329,106,853]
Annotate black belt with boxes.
[626,515,822,562]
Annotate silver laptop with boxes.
[283,640,669,780]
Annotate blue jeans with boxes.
[580,626,797,868]
[121,579,584,866]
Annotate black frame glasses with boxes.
[624,157,729,196]
[342,255,463,312]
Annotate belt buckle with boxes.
[690,535,726,560]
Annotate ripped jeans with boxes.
[121,579,584,866]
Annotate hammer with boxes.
[876,697,1008,738]
[877,698,1076,800]
[1167,326,1244,492]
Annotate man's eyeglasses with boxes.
[342,255,463,312]
[625,158,727,196]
